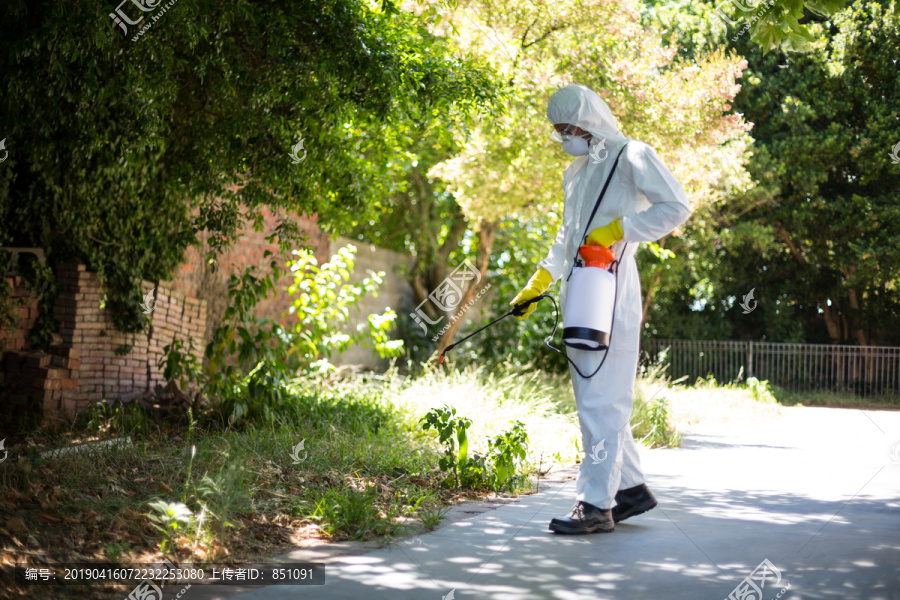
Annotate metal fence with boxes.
[644,339,900,398]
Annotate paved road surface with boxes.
[179,405,900,600]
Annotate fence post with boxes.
[748,340,754,379]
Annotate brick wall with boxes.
[167,212,411,370]
[169,210,331,344]
[0,263,207,424]
[0,212,416,424]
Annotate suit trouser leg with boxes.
[569,346,645,509]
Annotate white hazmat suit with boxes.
[539,85,692,510]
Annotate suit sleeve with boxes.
[619,144,692,243]
[537,222,568,283]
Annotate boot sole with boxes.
[548,520,615,535]
[612,497,658,523]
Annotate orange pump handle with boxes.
[578,244,617,269]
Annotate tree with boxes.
[423,0,753,355]
[0,0,502,334]
[731,0,900,345]
[645,0,900,346]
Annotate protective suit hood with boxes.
[547,84,629,163]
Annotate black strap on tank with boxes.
[567,141,629,282]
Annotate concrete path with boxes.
[181,406,900,600]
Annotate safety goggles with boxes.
[551,124,590,143]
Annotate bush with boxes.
[160,244,403,426]
[420,405,530,492]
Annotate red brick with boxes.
[35,367,61,380]
[66,358,82,369]
[50,347,81,360]
[60,378,77,390]
[34,378,60,390]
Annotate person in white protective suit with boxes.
[510,84,692,535]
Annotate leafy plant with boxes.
[420,405,472,488]
[286,244,403,372]
[417,501,451,530]
[484,421,529,491]
[103,542,130,564]
[421,406,531,492]
[307,486,398,540]
[633,396,681,448]
[145,500,195,557]
[744,377,777,404]
[196,462,248,542]
[161,245,405,426]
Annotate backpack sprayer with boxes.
[437,143,630,379]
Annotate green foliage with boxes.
[103,542,130,564]
[286,245,403,372]
[417,499,452,530]
[308,486,399,540]
[145,500,196,557]
[640,0,900,346]
[420,405,531,491]
[631,361,683,447]
[467,421,530,491]
[0,0,502,333]
[420,405,472,487]
[158,245,402,426]
[744,376,778,403]
[196,462,249,541]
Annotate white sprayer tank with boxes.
[563,245,617,351]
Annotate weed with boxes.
[418,502,451,530]
[104,541,130,563]
[145,500,195,557]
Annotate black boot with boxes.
[611,483,658,523]
[549,501,614,535]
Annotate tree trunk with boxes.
[776,224,845,344]
[434,219,499,358]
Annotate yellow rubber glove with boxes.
[510,267,553,320]
[586,218,624,247]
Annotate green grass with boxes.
[392,362,583,473]
[0,382,448,580]
[770,388,900,409]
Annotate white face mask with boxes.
[562,136,590,156]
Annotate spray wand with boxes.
[437,294,550,364]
